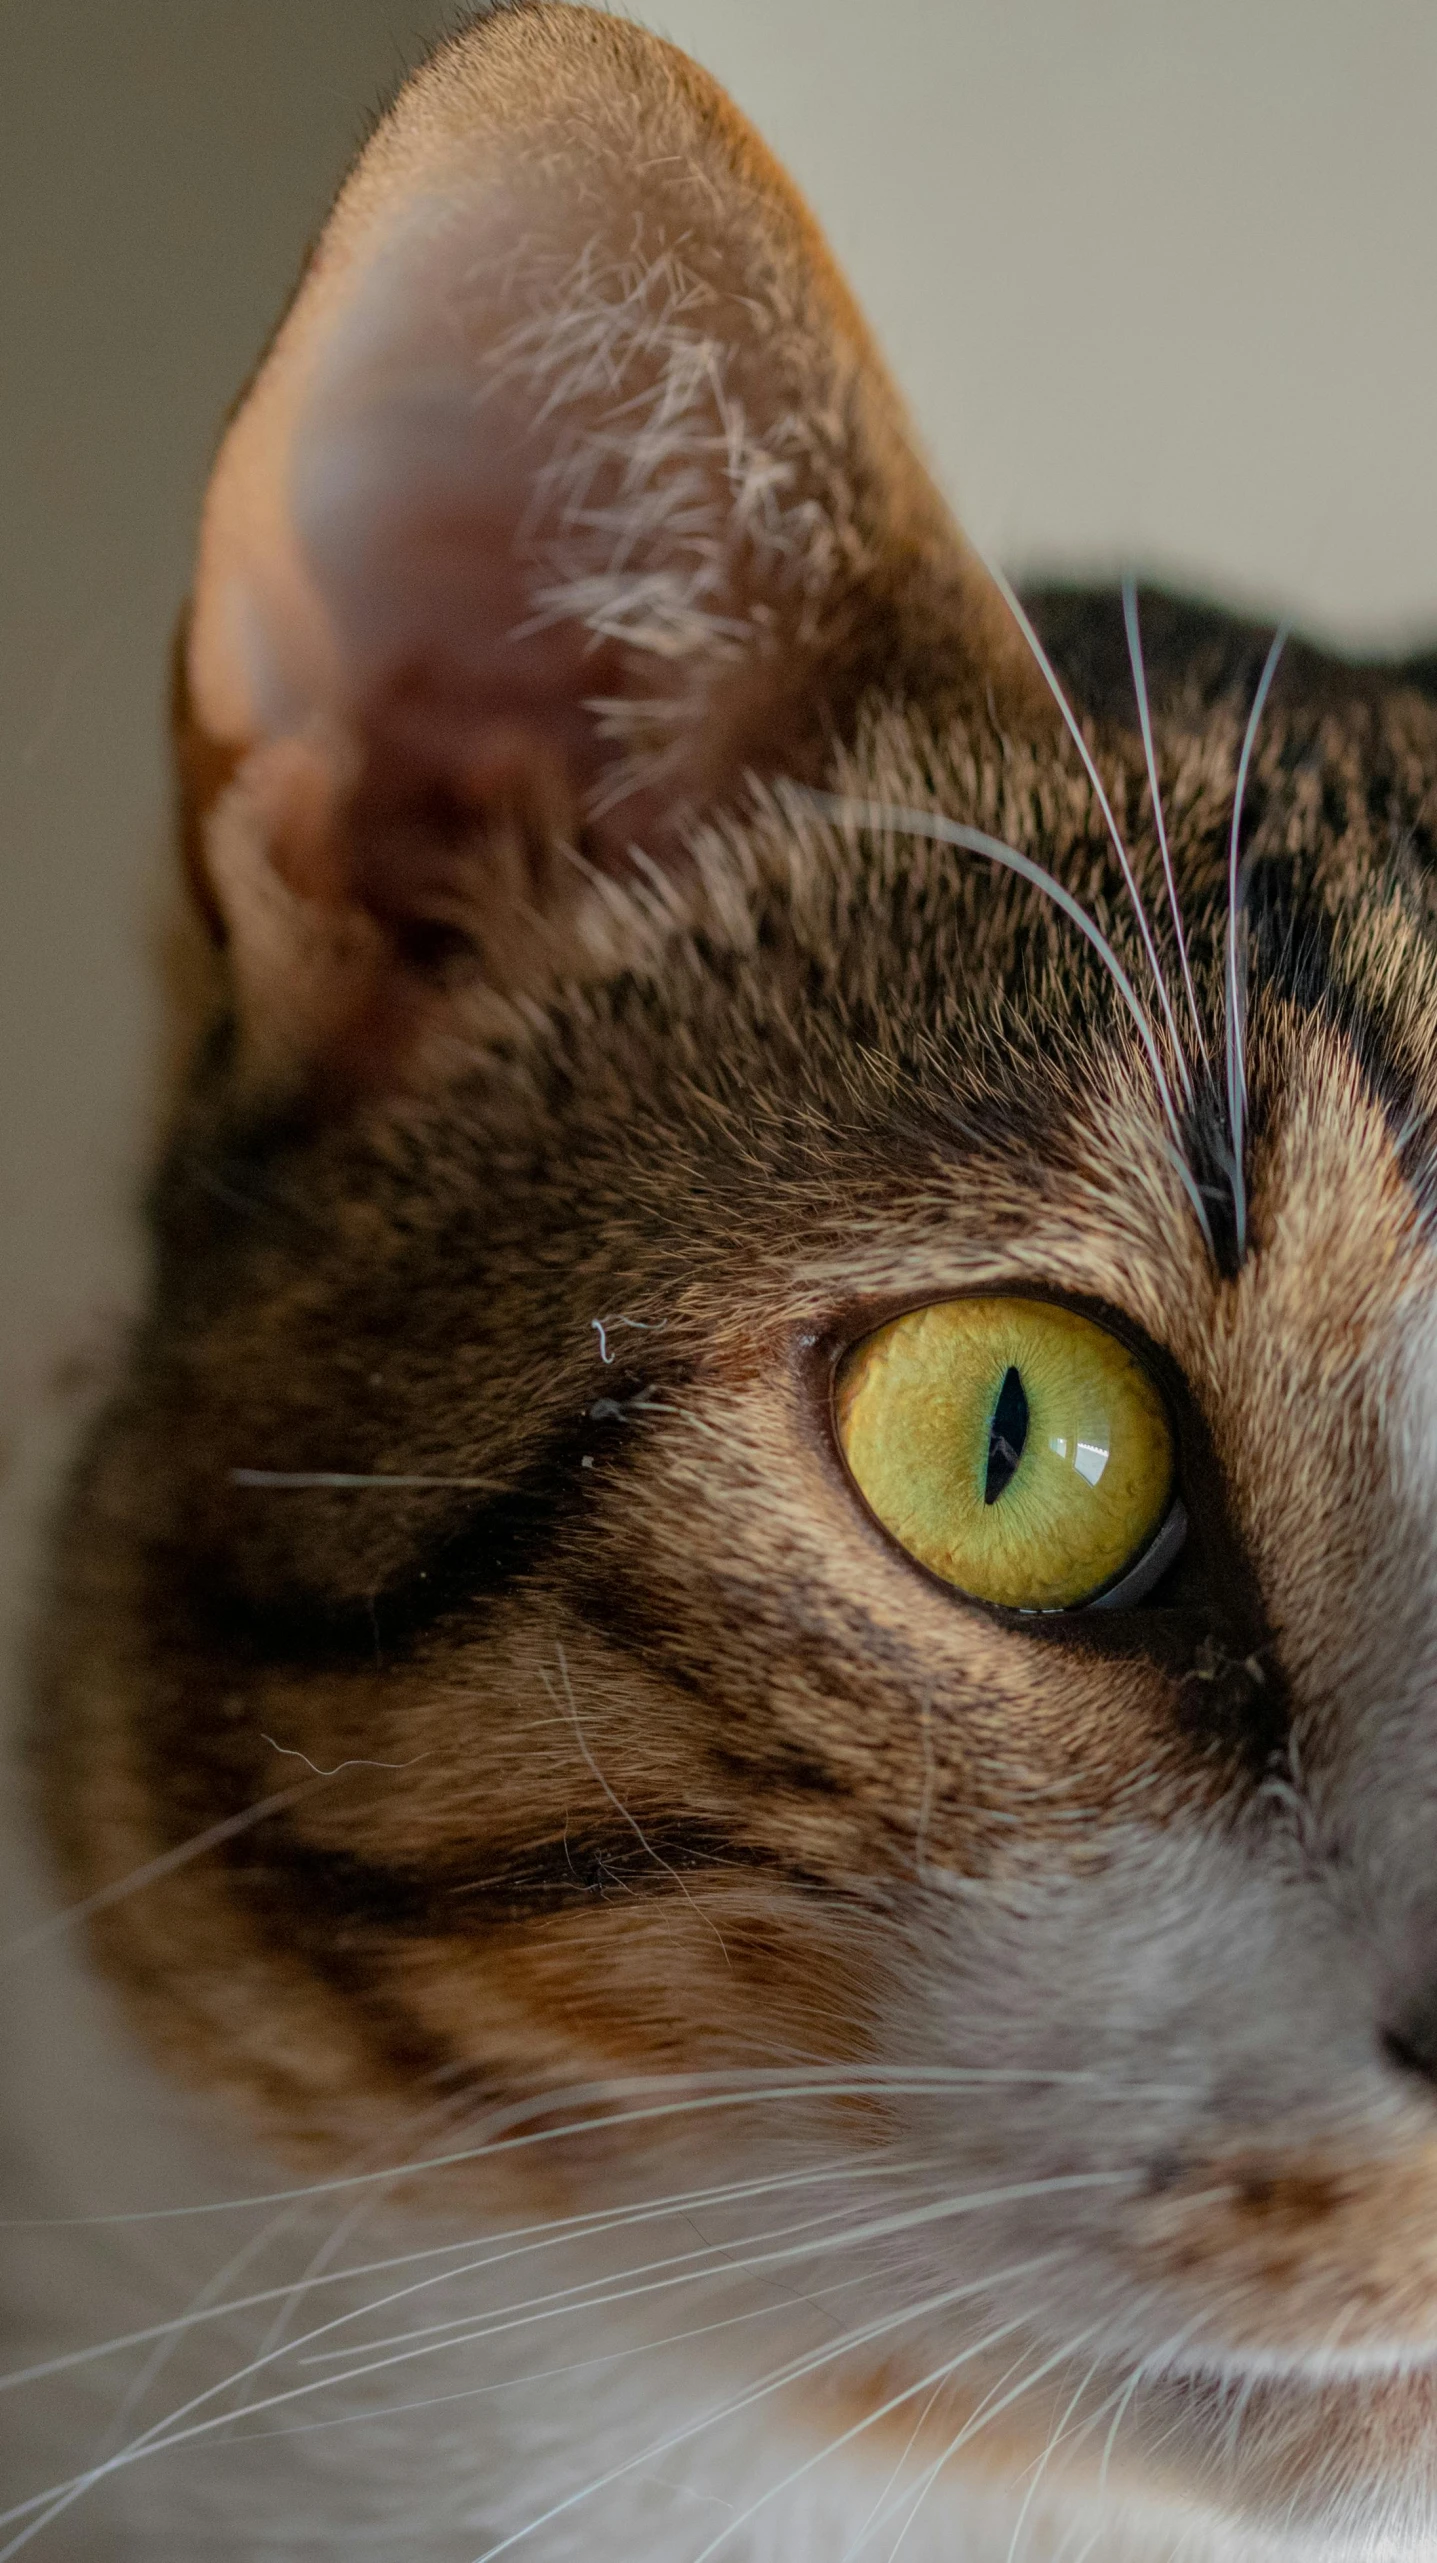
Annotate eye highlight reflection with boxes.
[835,1297,1177,1611]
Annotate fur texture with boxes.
[17,8,1437,2558]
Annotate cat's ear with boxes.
[180,0,1036,1096]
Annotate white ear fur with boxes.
[181,2,1024,1097]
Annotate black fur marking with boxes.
[1023,584,1401,731]
[170,1388,665,1663]
[1244,849,1430,1205]
[227,1816,827,1939]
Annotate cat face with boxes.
[38,4,1437,2552]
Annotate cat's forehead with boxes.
[529,657,1437,1464]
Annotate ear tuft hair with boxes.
[180,0,1035,1097]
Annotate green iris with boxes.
[835,1297,1174,1610]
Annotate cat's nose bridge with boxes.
[1206,1274,1437,1737]
[1359,1865,1437,2100]
[1379,1983,1437,2093]
[1299,1564,1437,1976]
[1287,1536,1437,1816]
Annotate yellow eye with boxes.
[835,1298,1176,1611]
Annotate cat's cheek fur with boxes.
[26,5,1437,2559]
[10,1892,1437,2563]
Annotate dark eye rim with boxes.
[811,1282,1190,1621]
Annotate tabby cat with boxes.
[14,4,1437,2555]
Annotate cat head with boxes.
[42,3,1437,2548]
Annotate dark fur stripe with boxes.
[226,1816,833,1941]
[181,1396,659,1660]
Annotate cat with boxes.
[12,2,1437,2555]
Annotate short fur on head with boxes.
[28,6,1437,2558]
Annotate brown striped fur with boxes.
[30,7,1437,2556]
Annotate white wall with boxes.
[656,0,1437,649]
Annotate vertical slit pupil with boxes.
[984,1366,1029,1505]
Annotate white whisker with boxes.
[686,2305,1094,2563]
[87,2190,305,2464]
[217,2276,878,2448]
[0,2250,1063,2558]
[1121,577,1205,1062]
[295,2183,929,2372]
[292,2173,1117,2385]
[466,2255,1065,2563]
[1002,2344,1111,2563]
[0,1784,316,1969]
[801,791,1214,1250]
[1095,2346,1149,2497]
[987,565,1194,1099]
[542,1645,731,1959]
[0,2155,915,2394]
[0,2065,1181,2234]
[80,2091,473,2478]
[837,2379,948,2563]
[1224,624,1288,1258]
[866,2322,1110,2563]
[230,1470,504,1489]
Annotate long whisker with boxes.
[251,2225,977,2440]
[235,2089,480,2406]
[1224,624,1288,1260]
[0,2156,918,2394]
[88,2101,453,2460]
[4,2181,1102,2539]
[878,2342,1048,2563]
[1121,577,1205,1062]
[86,2189,305,2464]
[0,2247,1063,2557]
[1059,2296,1233,2517]
[687,2307,1106,2563]
[987,564,1193,1097]
[849,2351,1037,2562]
[292,2180,948,2373]
[1216,2363,1262,2477]
[291,2175,1118,2386]
[80,2088,469,2467]
[1001,2344,1112,2563]
[468,2258,1065,2563]
[0,1783,317,1969]
[1095,2345,1150,2496]
[542,1645,730,1959]
[215,2279,875,2448]
[1092,2288,1251,2492]
[864,2321,1110,2563]
[1,2067,1175,2231]
[230,1470,504,1490]
[837,2379,949,2563]
[801,791,1214,1251]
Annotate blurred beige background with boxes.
[5,0,1437,1482]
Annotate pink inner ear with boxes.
[238,188,747,909]
[186,84,1001,1000]
[288,333,605,846]
[177,10,1011,1088]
